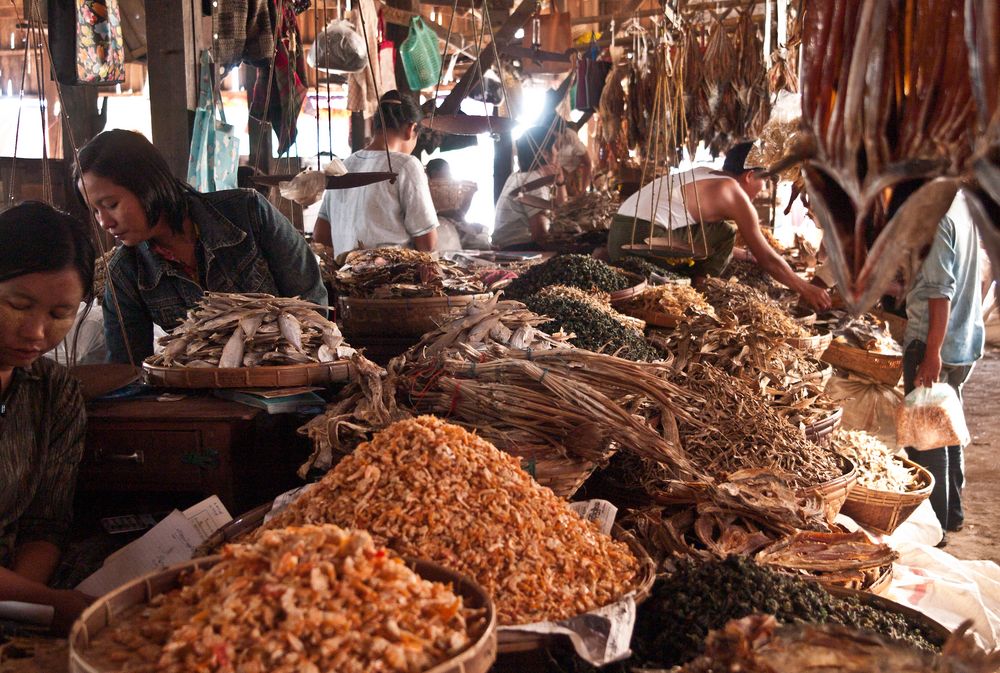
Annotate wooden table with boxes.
[79,395,311,515]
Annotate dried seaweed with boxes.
[504,254,633,300]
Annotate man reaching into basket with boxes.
[608,141,832,311]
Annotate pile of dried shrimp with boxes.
[266,416,639,625]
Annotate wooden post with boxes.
[146,0,201,179]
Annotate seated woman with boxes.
[314,91,439,259]
[492,125,569,251]
[0,202,95,631]
[76,129,327,364]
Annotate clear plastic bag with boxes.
[308,20,367,73]
[896,382,971,450]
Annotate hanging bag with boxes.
[377,10,397,92]
[187,51,240,193]
[49,0,126,85]
[308,19,367,72]
[575,38,612,111]
[399,16,441,90]
[896,382,971,451]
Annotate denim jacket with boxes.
[103,189,327,364]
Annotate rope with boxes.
[28,0,136,368]
[430,0,460,126]
[6,6,29,205]
[252,2,288,173]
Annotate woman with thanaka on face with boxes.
[0,202,96,632]
[76,129,327,364]
[313,90,439,259]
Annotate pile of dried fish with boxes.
[88,525,481,673]
[504,254,633,300]
[536,285,644,332]
[148,292,353,368]
[523,292,661,361]
[721,259,782,294]
[309,242,337,287]
[266,416,640,625]
[701,278,810,339]
[667,364,841,488]
[795,0,974,312]
[677,616,992,673]
[334,248,486,298]
[632,556,940,668]
[832,429,917,493]
[620,284,715,321]
[818,310,902,355]
[92,249,116,303]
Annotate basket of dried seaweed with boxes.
[833,429,935,534]
[70,525,497,673]
[143,292,353,388]
[618,284,716,328]
[503,254,644,301]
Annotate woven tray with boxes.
[787,329,834,359]
[339,293,494,339]
[822,340,903,386]
[799,454,858,523]
[841,459,935,535]
[70,556,497,673]
[608,273,649,305]
[143,359,351,389]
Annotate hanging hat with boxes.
[721,141,761,175]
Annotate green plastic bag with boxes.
[400,17,441,90]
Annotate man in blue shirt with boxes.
[903,205,985,537]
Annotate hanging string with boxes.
[7,3,30,205]
[30,16,51,205]
[313,2,321,163]
[430,0,460,125]
[27,0,136,368]
[252,4,288,174]
[325,0,334,156]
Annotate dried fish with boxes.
[619,284,715,321]
[149,292,354,368]
[817,310,902,354]
[334,248,487,298]
[87,525,482,673]
[832,429,917,493]
[267,416,640,625]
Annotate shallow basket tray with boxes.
[803,406,844,447]
[787,329,833,360]
[798,454,858,522]
[608,272,649,305]
[823,584,951,648]
[822,340,903,386]
[496,524,657,654]
[841,459,935,535]
[339,293,494,339]
[143,359,350,389]
[69,556,498,673]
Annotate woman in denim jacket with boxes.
[76,130,327,364]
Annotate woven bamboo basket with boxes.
[790,306,817,326]
[429,179,478,213]
[787,329,833,359]
[799,454,858,522]
[841,459,935,535]
[69,556,497,673]
[143,359,351,389]
[608,273,649,305]
[803,407,844,447]
[339,293,494,339]
[801,358,835,388]
[875,310,908,344]
[822,340,903,386]
[496,524,657,654]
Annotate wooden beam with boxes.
[570,7,662,26]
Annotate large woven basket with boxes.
[429,178,478,213]
[822,340,903,386]
[787,329,833,359]
[799,454,858,523]
[840,459,935,535]
[608,272,649,305]
[339,293,494,339]
[69,556,497,673]
[496,524,657,654]
[143,359,351,389]
[803,407,844,447]
[874,310,908,344]
[823,585,950,648]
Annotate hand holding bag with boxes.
[187,51,241,193]
[896,382,971,451]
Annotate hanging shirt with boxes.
[492,168,553,250]
[617,166,728,230]
[317,150,439,258]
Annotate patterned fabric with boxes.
[213,0,274,70]
[188,51,241,193]
[0,358,86,569]
[249,0,307,154]
[77,0,126,83]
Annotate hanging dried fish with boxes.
[149,292,354,368]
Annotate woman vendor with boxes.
[76,129,327,364]
[314,91,439,259]
[608,141,831,311]
[0,202,95,631]
[492,125,569,250]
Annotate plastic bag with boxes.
[308,19,367,73]
[896,383,971,451]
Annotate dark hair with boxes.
[0,201,96,303]
[516,125,557,170]
[373,90,423,133]
[75,129,189,234]
[426,158,450,179]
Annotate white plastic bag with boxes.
[307,20,367,73]
[896,383,971,450]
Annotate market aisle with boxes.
[944,348,1000,563]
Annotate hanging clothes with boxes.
[347,0,388,119]
[249,0,308,154]
[214,0,275,70]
